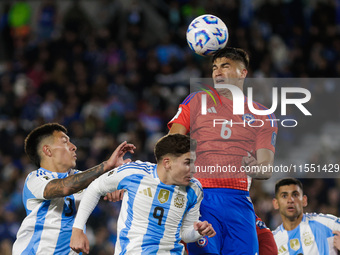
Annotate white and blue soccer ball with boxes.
[186,14,228,56]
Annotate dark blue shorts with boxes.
[187,188,258,255]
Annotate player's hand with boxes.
[242,155,258,177]
[333,230,340,250]
[70,227,90,254]
[194,221,216,238]
[103,189,125,202]
[242,155,257,168]
[105,141,136,170]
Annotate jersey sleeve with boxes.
[167,94,192,132]
[73,166,133,230]
[256,215,278,255]
[26,172,54,200]
[258,230,278,255]
[313,213,340,231]
[180,181,204,243]
[255,115,278,153]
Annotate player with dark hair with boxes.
[70,134,216,254]
[273,178,340,254]
[13,123,135,255]
[169,47,278,254]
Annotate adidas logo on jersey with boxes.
[207,107,217,113]
[139,187,152,197]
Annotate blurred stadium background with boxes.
[0,0,340,254]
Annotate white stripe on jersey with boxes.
[115,175,155,254]
[273,213,340,255]
[73,161,203,255]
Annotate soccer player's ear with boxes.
[240,68,247,78]
[302,195,308,207]
[272,198,279,210]
[162,157,172,170]
[42,145,52,157]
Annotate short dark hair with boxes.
[25,123,67,167]
[212,47,249,68]
[154,134,196,162]
[275,178,303,197]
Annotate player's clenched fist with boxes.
[242,155,257,168]
[70,228,90,254]
[194,221,216,238]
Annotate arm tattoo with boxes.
[44,162,107,199]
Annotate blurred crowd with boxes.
[0,0,340,254]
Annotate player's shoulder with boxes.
[189,177,203,193]
[305,212,339,223]
[115,160,156,175]
[255,216,270,230]
[27,168,57,181]
[180,91,206,105]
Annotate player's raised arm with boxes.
[169,123,188,135]
[70,165,128,253]
[44,141,135,199]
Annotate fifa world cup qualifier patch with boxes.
[196,236,208,248]
[271,132,277,146]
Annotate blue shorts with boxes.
[187,188,258,255]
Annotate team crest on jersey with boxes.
[289,238,300,251]
[242,113,255,124]
[174,193,185,208]
[158,189,170,204]
[196,236,208,248]
[302,232,313,246]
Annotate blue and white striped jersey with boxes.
[73,160,204,255]
[273,213,340,255]
[13,168,83,255]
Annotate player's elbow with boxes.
[256,171,272,180]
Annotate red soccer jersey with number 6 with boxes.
[168,91,278,190]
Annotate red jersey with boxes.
[256,215,278,255]
[168,91,278,190]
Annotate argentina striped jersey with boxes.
[273,213,340,255]
[73,160,203,255]
[13,168,83,255]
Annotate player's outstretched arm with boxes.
[44,141,135,199]
[70,227,90,254]
[194,221,216,238]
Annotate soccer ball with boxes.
[186,14,228,56]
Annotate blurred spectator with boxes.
[36,0,58,41]
[8,0,31,51]
[0,3,14,61]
